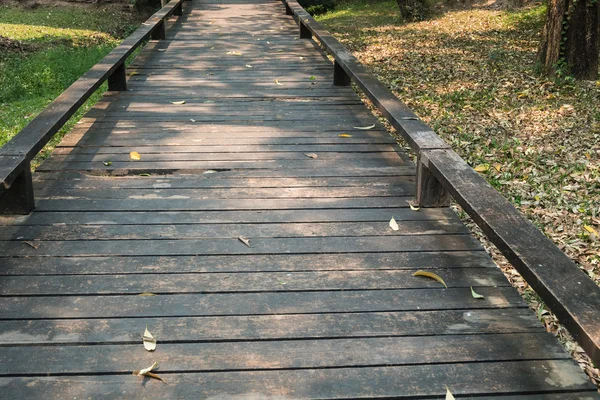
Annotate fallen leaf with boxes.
[129,71,139,76]
[304,153,318,159]
[142,326,157,351]
[133,361,165,383]
[103,161,112,166]
[23,241,39,249]
[238,235,251,247]
[157,49,166,52]
[408,200,420,211]
[246,64,253,68]
[170,100,186,105]
[445,386,455,400]
[309,75,316,81]
[338,133,353,138]
[474,164,489,172]
[413,270,447,288]
[494,163,502,172]
[353,124,376,130]
[389,216,399,231]
[583,225,598,236]
[138,292,157,296]
[226,51,242,56]
[209,20,215,24]
[190,119,196,123]
[130,151,141,160]
[470,286,485,299]
[275,79,284,85]
[299,56,305,60]
[139,173,151,177]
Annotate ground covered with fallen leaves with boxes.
[317,0,600,387]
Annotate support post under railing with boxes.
[0,158,34,215]
[108,63,127,91]
[299,22,311,38]
[333,60,351,86]
[174,1,183,15]
[416,151,450,207]
[152,20,166,40]
[285,3,293,15]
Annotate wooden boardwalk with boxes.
[0,0,598,398]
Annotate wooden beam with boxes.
[0,157,34,215]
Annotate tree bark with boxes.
[538,0,599,80]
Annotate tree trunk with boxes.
[538,0,599,80]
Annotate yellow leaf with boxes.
[445,386,455,400]
[584,225,598,236]
[238,235,251,247]
[226,51,242,56]
[494,164,502,172]
[133,361,165,383]
[413,270,447,288]
[470,286,485,299]
[474,164,489,173]
[138,292,156,296]
[338,134,353,138]
[353,124,376,130]
[389,217,399,231]
[129,71,139,76]
[171,100,186,105]
[275,79,284,85]
[130,151,141,160]
[408,200,420,211]
[209,20,215,24]
[143,326,157,351]
[534,195,540,201]
[304,153,318,159]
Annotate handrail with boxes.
[281,0,600,365]
[0,0,185,214]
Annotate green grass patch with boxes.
[0,4,141,163]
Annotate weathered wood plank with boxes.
[0,308,543,345]
[0,333,569,376]
[0,234,482,256]
[0,251,494,276]
[0,360,595,398]
[0,268,507,295]
[0,287,525,319]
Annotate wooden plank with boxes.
[0,333,569,376]
[425,148,600,365]
[0,287,525,319]
[0,268,508,295]
[0,220,467,241]
[0,234,483,256]
[0,360,595,398]
[0,251,494,276]
[0,308,543,345]
[29,196,417,211]
[0,208,452,226]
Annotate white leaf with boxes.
[238,235,251,247]
[353,124,376,130]
[142,326,157,351]
[389,217,399,231]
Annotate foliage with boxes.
[317,0,600,385]
[0,4,140,165]
[299,0,336,15]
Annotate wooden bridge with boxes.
[0,0,599,398]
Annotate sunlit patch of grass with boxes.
[0,4,141,163]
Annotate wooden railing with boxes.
[281,0,600,365]
[0,0,186,214]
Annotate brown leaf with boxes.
[138,292,157,296]
[238,235,251,247]
[133,361,165,383]
[23,241,39,249]
[304,153,318,159]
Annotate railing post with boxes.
[416,151,450,207]
[299,21,311,39]
[333,60,351,86]
[285,3,293,15]
[174,1,183,16]
[0,160,34,215]
[108,63,127,91]
[151,20,166,40]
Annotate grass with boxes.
[0,4,141,163]
[317,0,600,384]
